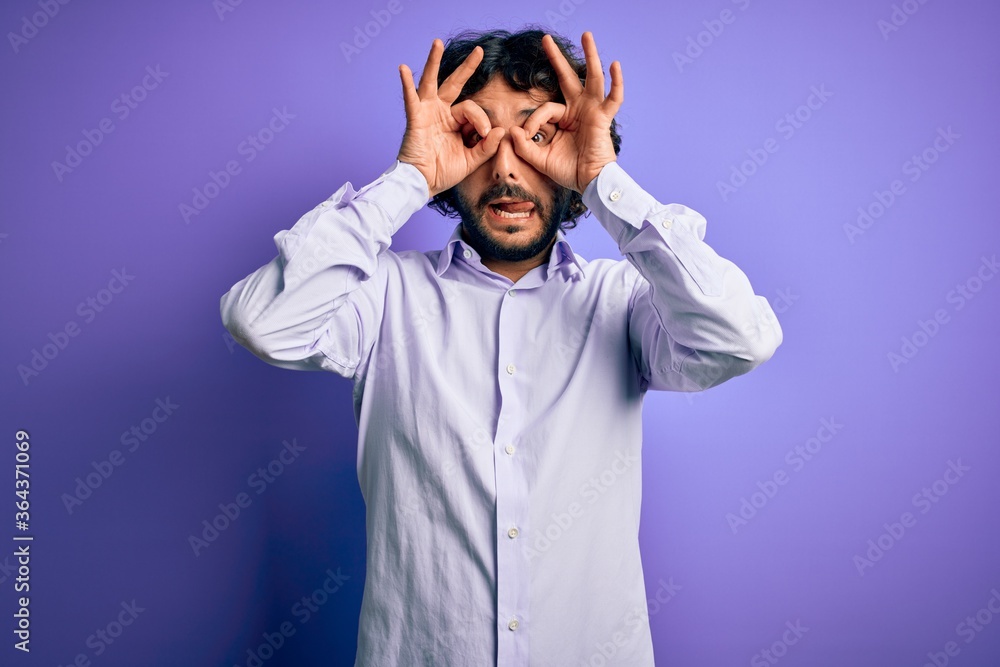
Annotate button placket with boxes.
[495,277,530,663]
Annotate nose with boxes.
[491,132,523,182]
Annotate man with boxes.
[221,27,782,666]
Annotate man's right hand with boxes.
[396,39,504,198]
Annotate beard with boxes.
[451,181,573,262]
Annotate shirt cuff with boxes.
[327,159,430,235]
[581,161,722,297]
[581,161,662,247]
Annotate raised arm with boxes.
[510,30,780,391]
[583,164,782,391]
[220,38,502,378]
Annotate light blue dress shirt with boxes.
[220,158,782,666]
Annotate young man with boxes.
[221,28,782,666]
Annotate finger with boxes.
[438,45,484,104]
[399,64,420,115]
[417,38,443,99]
[580,31,605,98]
[602,60,623,115]
[541,33,583,99]
[469,126,505,166]
[509,126,547,171]
[522,101,566,139]
[451,99,491,138]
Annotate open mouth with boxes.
[487,200,536,220]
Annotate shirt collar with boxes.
[434,222,587,281]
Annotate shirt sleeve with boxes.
[581,161,782,392]
[219,159,429,379]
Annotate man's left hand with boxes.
[510,31,623,194]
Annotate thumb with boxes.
[509,126,545,171]
[470,126,505,166]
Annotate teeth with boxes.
[491,205,531,219]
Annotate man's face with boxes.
[450,76,573,263]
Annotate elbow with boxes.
[745,323,782,369]
[689,328,782,391]
[220,291,268,358]
[737,313,783,371]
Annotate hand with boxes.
[509,31,622,194]
[396,39,505,198]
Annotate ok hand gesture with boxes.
[509,32,623,194]
[396,39,504,198]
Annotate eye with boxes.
[529,125,555,144]
[465,130,482,148]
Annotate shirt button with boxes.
[463,249,472,259]
[507,527,519,539]
[506,363,516,375]
[661,218,672,230]
[508,617,519,631]
[504,444,515,455]
[508,289,516,297]
[609,189,622,202]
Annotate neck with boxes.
[461,228,556,283]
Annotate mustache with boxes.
[477,184,541,211]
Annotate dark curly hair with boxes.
[426,27,623,232]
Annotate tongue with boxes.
[495,201,534,213]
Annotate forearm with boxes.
[220,160,428,369]
[582,161,782,373]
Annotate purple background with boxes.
[2,0,999,665]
